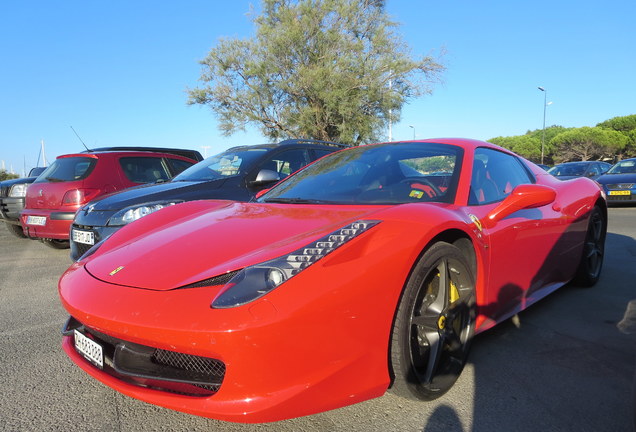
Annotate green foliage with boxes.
[549,127,628,163]
[489,135,542,162]
[188,0,444,145]
[490,115,636,163]
[0,169,19,181]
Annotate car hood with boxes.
[0,176,37,188]
[87,180,226,210]
[596,173,636,185]
[84,200,383,291]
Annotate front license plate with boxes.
[609,190,631,196]
[74,330,104,369]
[26,215,46,226]
[72,229,95,245]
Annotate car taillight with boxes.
[62,189,101,206]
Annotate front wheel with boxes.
[5,223,26,238]
[390,242,476,400]
[42,239,70,249]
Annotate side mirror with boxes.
[485,184,556,228]
[251,169,280,187]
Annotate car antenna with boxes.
[70,126,92,152]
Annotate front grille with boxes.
[74,241,93,257]
[63,317,225,396]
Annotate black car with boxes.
[547,161,611,181]
[0,167,46,237]
[70,139,347,260]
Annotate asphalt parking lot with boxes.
[1,207,635,432]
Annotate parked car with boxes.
[596,157,636,204]
[21,148,201,248]
[547,161,611,180]
[69,139,347,260]
[0,167,46,238]
[59,138,606,422]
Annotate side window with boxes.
[469,148,533,205]
[119,157,172,184]
[259,149,310,178]
[589,164,601,176]
[312,149,333,160]
[167,158,196,176]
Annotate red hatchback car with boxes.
[22,148,199,248]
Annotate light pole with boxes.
[200,145,211,158]
[538,87,547,164]
[409,125,415,140]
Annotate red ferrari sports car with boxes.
[58,138,606,423]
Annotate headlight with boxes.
[8,183,28,197]
[211,220,380,308]
[108,201,183,226]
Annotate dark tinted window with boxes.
[257,149,309,178]
[168,158,196,176]
[34,157,96,183]
[261,142,462,205]
[469,148,533,205]
[119,157,172,183]
[313,149,333,160]
[174,148,268,182]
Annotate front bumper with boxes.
[0,197,25,223]
[21,209,75,239]
[58,262,395,423]
[70,224,118,261]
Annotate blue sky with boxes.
[1,0,634,175]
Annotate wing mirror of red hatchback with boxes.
[484,184,556,228]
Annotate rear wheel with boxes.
[5,223,26,238]
[573,205,606,287]
[390,242,476,400]
[42,239,70,249]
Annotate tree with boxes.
[549,127,628,163]
[0,169,18,181]
[188,0,445,145]
[597,114,636,158]
[489,135,542,162]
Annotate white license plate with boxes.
[72,229,95,245]
[74,330,104,368]
[26,215,46,226]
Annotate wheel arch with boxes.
[387,227,477,388]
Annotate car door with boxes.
[465,148,566,325]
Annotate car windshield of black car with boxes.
[607,160,636,174]
[173,149,268,182]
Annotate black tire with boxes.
[42,239,70,249]
[572,205,606,287]
[5,223,26,238]
[390,242,476,400]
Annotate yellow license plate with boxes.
[609,190,631,196]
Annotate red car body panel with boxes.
[58,138,605,422]
[22,151,195,240]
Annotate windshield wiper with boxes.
[264,197,332,204]
[45,177,64,182]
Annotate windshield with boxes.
[548,163,588,177]
[260,142,462,205]
[173,148,268,181]
[607,160,636,174]
[34,157,96,183]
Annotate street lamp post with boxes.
[538,86,547,164]
[409,125,415,140]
